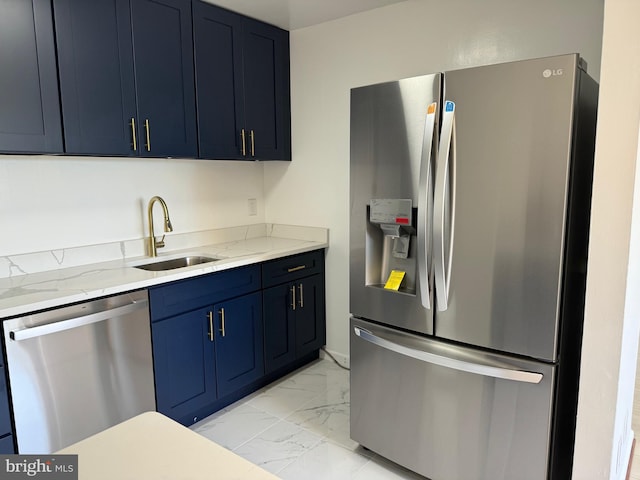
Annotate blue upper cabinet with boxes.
[53,0,197,158]
[131,0,197,158]
[54,0,137,155]
[242,19,291,161]
[192,3,244,159]
[0,0,63,154]
[193,1,291,161]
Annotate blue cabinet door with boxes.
[193,1,245,159]
[263,275,326,373]
[131,0,197,158]
[192,1,290,161]
[0,436,14,455]
[54,0,138,155]
[0,368,12,440]
[152,306,217,423]
[214,292,264,398]
[294,274,326,357]
[0,0,62,153]
[242,19,291,161]
[263,283,296,374]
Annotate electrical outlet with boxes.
[248,198,257,216]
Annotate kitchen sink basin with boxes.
[133,255,220,271]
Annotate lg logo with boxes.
[543,68,564,78]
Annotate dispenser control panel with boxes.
[369,199,413,226]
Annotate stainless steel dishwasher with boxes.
[3,290,156,453]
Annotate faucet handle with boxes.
[155,235,166,249]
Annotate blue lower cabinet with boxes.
[0,368,12,438]
[263,273,326,374]
[152,306,217,423]
[214,292,264,398]
[0,435,14,454]
[150,269,265,425]
[294,274,326,358]
[150,254,325,425]
[0,368,13,453]
[263,283,296,373]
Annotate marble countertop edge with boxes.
[0,229,328,319]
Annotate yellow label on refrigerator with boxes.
[384,270,406,290]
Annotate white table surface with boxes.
[57,411,280,480]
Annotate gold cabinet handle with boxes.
[298,283,304,308]
[290,285,296,311]
[130,118,137,151]
[240,129,246,156]
[219,308,226,337]
[287,265,306,273]
[250,129,255,157]
[144,119,151,152]
[207,311,214,342]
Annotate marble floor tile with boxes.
[192,403,280,451]
[352,454,428,480]
[190,357,427,479]
[246,380,322,419]
[277,440,371,480]
[324,415,360,451]
[232,419,323,474]
[284,383,350,438]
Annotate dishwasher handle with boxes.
[10,299,149,342]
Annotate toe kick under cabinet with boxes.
[149,250,326,426]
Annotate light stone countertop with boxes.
[0,224,328,319]
[57,411,280,480]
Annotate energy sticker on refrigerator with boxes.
[384,270,406,290]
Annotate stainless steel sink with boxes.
[133,255,220,271]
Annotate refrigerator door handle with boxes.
[353,325,543,384]
[417,102,438,310]
[433,100,457,311]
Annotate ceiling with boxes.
[202,0,408,30]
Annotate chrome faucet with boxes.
[147,196,173,257]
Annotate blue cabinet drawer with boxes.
[149,265,261,321]
[262,250,324,288]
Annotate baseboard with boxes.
[319,348,350,369]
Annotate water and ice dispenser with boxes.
[366,199,417,294]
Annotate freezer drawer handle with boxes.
[10,299,149,342]
[353,326,543,384]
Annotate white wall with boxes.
[0,156,265,255]
[573,0,640,478]
[265,0,604,362]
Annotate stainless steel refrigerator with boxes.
[349,54,598,480]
